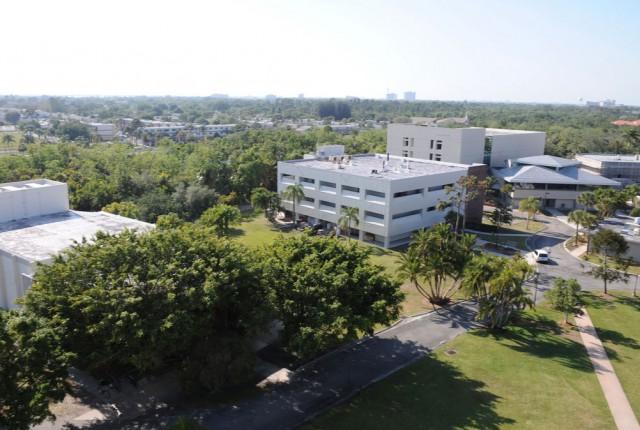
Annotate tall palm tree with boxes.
[577,191,596,213]
[518,197,539,229]
[338,206,359,240]
[282,184,305,225]
[568,209,588,245]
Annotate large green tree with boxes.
[589,228,630,294]
[261,235,403,359]
[0,311,72,430]
[22,226,271,392]
[198,204,241,237]
[282,184,305,225]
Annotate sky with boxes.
[1,0,639,104]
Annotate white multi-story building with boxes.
[277,146,484,248]
[387,124,546,168]
[141,124,236,141]
[85,122,115,141]
[0,179,153,309]
[404,91,416,101]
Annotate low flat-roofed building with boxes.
[0,179,153,309]
[575,154,640,185]
[492,155,620,210]
[277,146,485,248]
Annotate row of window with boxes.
[298,197,443,221]
[401,137,442,151]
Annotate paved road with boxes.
[91,302,478,430]
[526,214,637,297]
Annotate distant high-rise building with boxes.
[386,93,397,101]
[210,93,229,99]
[265,94,277,103]
[298,93,304,99]
[404,91,416,101]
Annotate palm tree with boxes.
[338,207,359,240]
[577,191,596,213]
[518,197,540,229]
[282,184,305,225]
[582,212,598,254]
[2,134,15,145]
[568,209,588,245]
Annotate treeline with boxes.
[2,95,639,157]
[0,129,386,222]
[1,223,403,430]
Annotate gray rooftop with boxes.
[577,154,640,163]
[0,211,154,262]
[516,155,580,169]
[493,164,621,186]
[283,154,469,180]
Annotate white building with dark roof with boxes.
[277,146,485,248]
[0,179,153,309]
[492,155,621,210]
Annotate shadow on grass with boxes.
[310,353,513,430]
[470,313,597,372]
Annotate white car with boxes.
[534,249,550,263]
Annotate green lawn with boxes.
[581,253,640,276]
[479,216,545,235]
[473,232,530,250]
[583,292,640,417]
[306,307,614,430]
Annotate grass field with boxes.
[306,307,614,430]
[473,232,530,250]
[581,253,640,276]
[583,292,640,417]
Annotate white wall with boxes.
[387,124,485,165]
[0,180,69,223]
[488,131,546,168]
[0,250,36,309]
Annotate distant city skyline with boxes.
[1,0,639,105]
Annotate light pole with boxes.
[533,269,540,303]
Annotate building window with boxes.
[366,190,385,198]
[436,142,443,150]
[319,200,336,212]
[301,196,315,207]
[429,153,433,160]
[403,137,410,147]
[281,173,295,182]
[409,151,414,157]
[392,209,422,219]
[430,139,434,149]
[428,184,452,192]
[410,138,415,147]
[342,185,360,193]
[402,150,409,157]
[435,154,442,161]
[365,210,385,225]
[319,180,336,188]
[393,188,423,198]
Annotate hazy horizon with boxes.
[1,0,639,105]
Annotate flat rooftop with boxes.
[485,128,544,136]
[282,154,469,180]
[577,154,640,163]
[0,210,153,262]
[0,179,63,193]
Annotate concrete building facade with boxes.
[277,147,482,248]
[575,154,640,185]
[0,179,153,309]
[387,124,546,168]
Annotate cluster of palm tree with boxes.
[567,209,598,249]
[399,224,533,328]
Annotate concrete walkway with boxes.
[575,309,640,430]
[106,302,478,429]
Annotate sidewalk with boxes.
[575,309,640,430]
[113,302,478,429]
